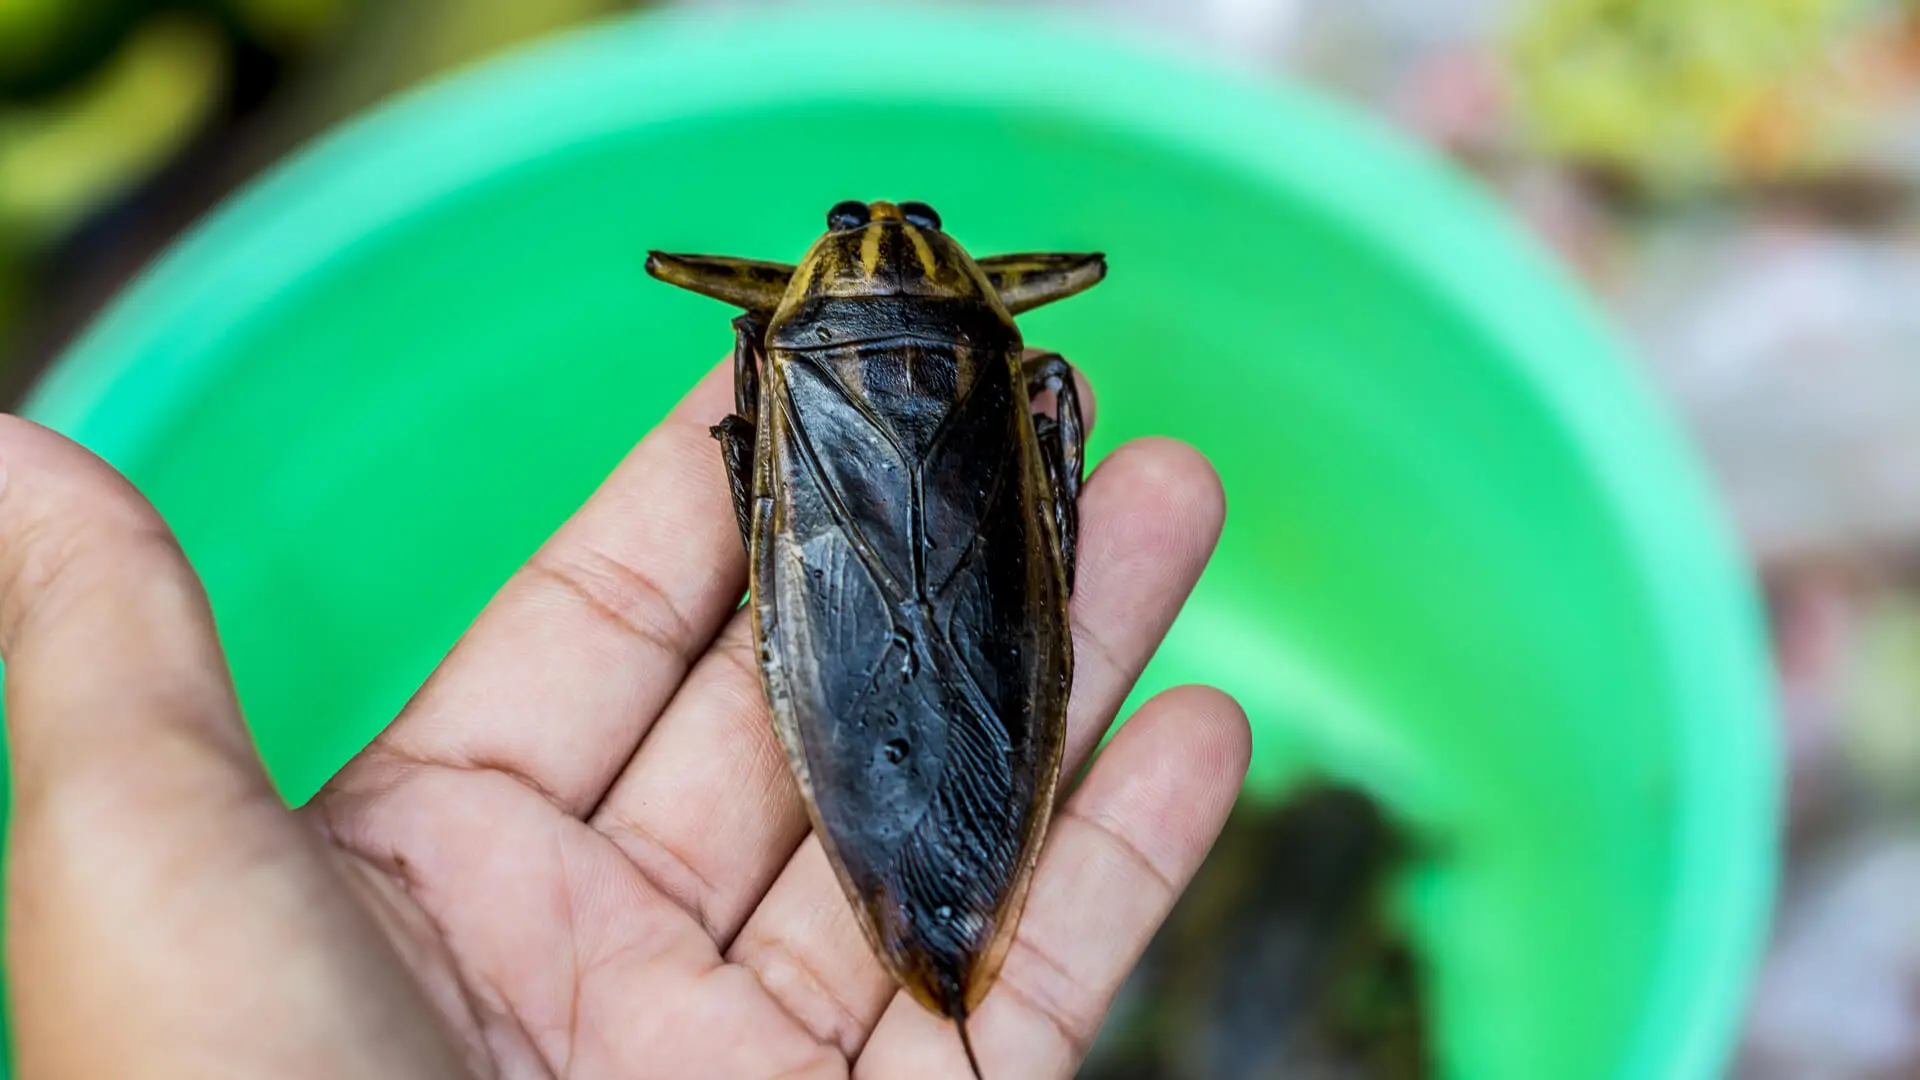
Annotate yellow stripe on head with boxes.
[904,224,939,280]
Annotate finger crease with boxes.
[764,1058,846,1080]
[992,951,1097,1062]
[368,748,574,817]
[526,545,700,662]
[328,847,507,1080]
[714,632,765,690]
[1061,805,1180,898]
[456,755,574,816]
[1069,623,1126,690]
[1007,926,1078,997]
[598,813,722,937]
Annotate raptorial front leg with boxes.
[1023,351,1085,593]
[710,313,766,552]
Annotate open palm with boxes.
[1,362,1248,1078]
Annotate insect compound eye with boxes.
[899,201,942,230]
[827,200,871,231]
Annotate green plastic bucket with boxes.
[9,5,1775,1078]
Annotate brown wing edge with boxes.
[964,413,1077,1009]
[963,658,1070,1011]
[958,366,1080,1008]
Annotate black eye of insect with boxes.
[899,201,942,230]
[828,200,870,231]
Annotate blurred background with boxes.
[3,0,1917,1076]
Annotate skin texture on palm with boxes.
[0,359,1249,1078]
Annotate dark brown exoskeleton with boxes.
[647,199,1105,1077]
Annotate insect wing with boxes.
[755,344,1071,1008]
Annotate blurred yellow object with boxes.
[0,12,224,248]
[1507,0,1867,189]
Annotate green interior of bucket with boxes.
[10,6,1775,1079]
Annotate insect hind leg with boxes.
[710,313,767,551]
[1023,351,1085,593]
[710,416,754,549]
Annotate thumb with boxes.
[0,417,465,1077]
[0,417,268,816]
[0,416,292,1075]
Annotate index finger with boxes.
[322,361,746,816]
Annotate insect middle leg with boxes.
[710,313,765,552]
[1023,351,1085,592]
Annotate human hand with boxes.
[1,362,1249,1078]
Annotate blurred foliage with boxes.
[0,12,226,248]
[0,0,642,390]
[228,0,340,50]
[283,0,634,138]
[0,0,635,255]
[0,241,16,342]
[1506,0,1903,192]
[0,0,146,100]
